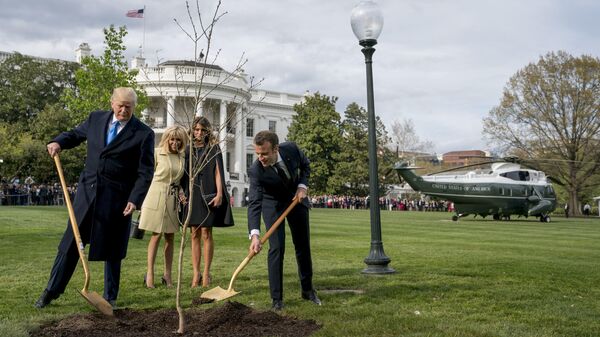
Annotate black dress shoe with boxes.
[301,290,322,306]
[34,289,57,309]
[107,300,117,310]
[271,299,284,311]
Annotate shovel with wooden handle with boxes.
[201,197,300,302]
[53,154,113,316]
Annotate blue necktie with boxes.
[106,121,119,145]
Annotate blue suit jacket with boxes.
[247,142,310,233]
[54,110,154,260]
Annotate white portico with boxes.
[132,58,304,206]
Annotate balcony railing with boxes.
[142,117,167,129]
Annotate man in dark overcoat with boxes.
[247,130,321,310]
[35,87,154,309]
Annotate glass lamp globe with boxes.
[350,1,384,43]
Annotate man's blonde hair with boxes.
[111,87,138,105]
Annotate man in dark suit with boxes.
[35,87,154,309]
[248,130,320,310]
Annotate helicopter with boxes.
[394,159,557,222]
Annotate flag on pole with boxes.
[126,8,144,18]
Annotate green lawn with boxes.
[1,206,599,336]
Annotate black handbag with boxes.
[203,192,217,206]
[130,212,145,240]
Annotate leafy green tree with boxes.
[380,146,402,187]
[30,104,86,182]
[483,51,600,214]
[287,93,342,195]
[0,53,78,130]
[0,106,83,185]
[62,25,147,123]
[30,104,74,141]
[0,122,36,182]
[332,102,391,196]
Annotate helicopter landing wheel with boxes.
[452,215,458,222]
[540,215,551,223]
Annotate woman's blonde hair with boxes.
[159,125,188,153]
[192,116,218,146]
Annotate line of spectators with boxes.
[310,195,454,212]
[0,183,77,206]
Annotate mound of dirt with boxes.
[30,301,320,337]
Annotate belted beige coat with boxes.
[138,147,185,233]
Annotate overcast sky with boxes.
[2,0,599,154]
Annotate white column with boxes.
[167,96,175,127]
[219,100,228,175]
[240,103,248,178]
[195,98,204,117]
[234,103,243,174]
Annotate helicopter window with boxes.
[520,171,530,181]
[500,171,530,181]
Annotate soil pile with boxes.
[30,301,320,337]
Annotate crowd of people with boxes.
[0,182,76,206]
[310,195,454,212]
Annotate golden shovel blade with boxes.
[200,286,240,302]
[80,290,114,316]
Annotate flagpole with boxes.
[142,5,146,57]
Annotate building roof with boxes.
[443,150,487,157]
[0,50,71,64]
[158,60,223,70]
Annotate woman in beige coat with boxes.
[138,126,187,288]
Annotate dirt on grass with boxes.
[29,301,321,337]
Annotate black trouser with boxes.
[45,246,121,301]
[44,214,122,302]
[266,205,313,300]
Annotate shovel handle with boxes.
[225,198,300,291]
[53,154,92,292]
[259,197,300,245]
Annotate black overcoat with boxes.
[53,110,154,261]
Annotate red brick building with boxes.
[442,150,489,166]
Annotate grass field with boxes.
[1,206,599,337]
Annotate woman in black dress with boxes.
[181,116,234,287]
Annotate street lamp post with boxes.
[351,1,395,274]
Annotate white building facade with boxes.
[131,57,304,206]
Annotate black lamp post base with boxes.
[362,244,396,274]
[362,262,396,274]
